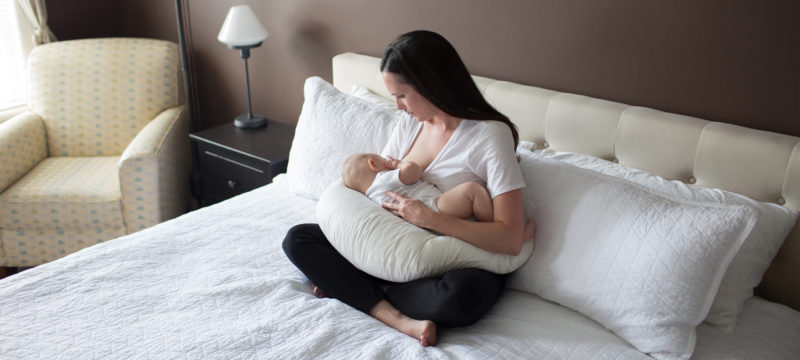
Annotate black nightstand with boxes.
[189,121,295,207]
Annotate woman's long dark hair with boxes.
[380,30,519,148]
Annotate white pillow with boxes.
[286,77,398,200]
[508,151,757,360]
[535,148,799,333]
[316,181,535,282]
[350,85,397,111]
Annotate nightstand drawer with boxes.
[196,142,271,205]
[189,121,295,207]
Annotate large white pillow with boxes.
[350,84,396,111]
[316,181,535,282]
[286,77,398,200]
[532,147,799,333]
[507,151,757,360]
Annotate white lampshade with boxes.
[217,5,268,47]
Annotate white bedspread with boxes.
[1,175,798,359]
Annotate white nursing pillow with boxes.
[316,181,535,282]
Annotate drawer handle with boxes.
[227,180,237,189]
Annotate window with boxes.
[0,0,28,110]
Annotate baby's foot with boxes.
[312,286,326,298]
[523,220,536,241]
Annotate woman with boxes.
[283,30,532,347]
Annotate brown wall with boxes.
[47,0,799,137]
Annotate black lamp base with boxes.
[234,113,268,128]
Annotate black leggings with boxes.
[282,223,506,328]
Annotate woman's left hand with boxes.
[382,191,436,228]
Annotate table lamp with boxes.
[218,5,269,128]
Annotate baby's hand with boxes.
[385,155,402,170]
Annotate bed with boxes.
[1,52,798,359]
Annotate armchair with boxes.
[0,38,190,267]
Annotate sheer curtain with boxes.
[0,0,27,112]
[0,0,54,117]
[15,0,55,46]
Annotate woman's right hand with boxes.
[382,190,437,229]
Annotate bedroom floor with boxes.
[0,267,21,280]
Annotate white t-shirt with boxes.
[380,112,525,199]
[365,169,442,211]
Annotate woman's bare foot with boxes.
[523,219,536,241]
[370,299,438,346]
[418,320,437,347]
[312,286,326,298]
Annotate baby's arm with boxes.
[387,156,422,185]
[398,161,422,185]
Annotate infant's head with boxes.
[342,153,390,194]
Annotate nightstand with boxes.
[189,121,295,207]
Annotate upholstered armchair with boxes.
[0,38,190,267]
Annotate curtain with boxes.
[15,0,55,46]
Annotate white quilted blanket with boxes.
[1,175,798,359]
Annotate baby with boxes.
[342,153,494,222]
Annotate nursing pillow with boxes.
[316,181,535,282]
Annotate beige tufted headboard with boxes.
[332,52,800,311]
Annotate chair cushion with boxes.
[0,157,124,229]
[0,157,127,265]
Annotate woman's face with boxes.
[382,71,439,122]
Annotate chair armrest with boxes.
[0,111,47,192]
[119,105,190,233]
